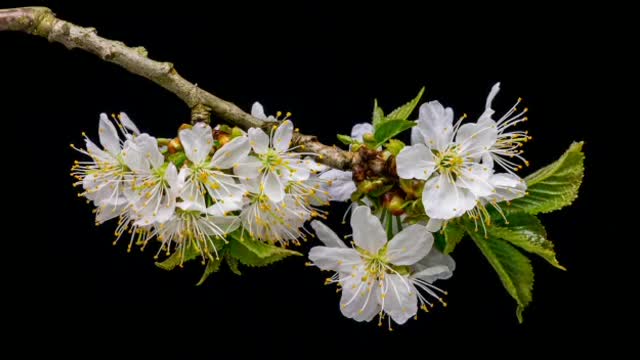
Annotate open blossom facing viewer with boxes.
[308,206,455,327]
[396,83,528,221]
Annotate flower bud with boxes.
[382,191,405,216]
[168,138,182,154]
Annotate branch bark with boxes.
[0,6,355,170]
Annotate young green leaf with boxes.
[196,255,224,286]
[489,213,565,270]
[337,134,356,145]
[373,119,416,148]
[443,223,465,254]
[508,141,585,214]
[468,229,534,323]
[372,99,385,128]
[384,139,405,156]
[155,243,201,271]
[386,87,425,121]
[167,151,187,168]
[226,254,242,275]
[227,231,301,267]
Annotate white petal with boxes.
[84,138,112,163]
[248,128,269,155]
[386,224,433,265]
[251,102,267,120]
[416,101,454,151]
[203,215,240,235]
[340,271,381,322]
[413,248,456,282]
[487,173,527,202]
[350,205,387,254]
[350,123,374,142]
[164,163,179,191]
[422,175,476,220]
[177,170,207,212]
[303,157,328,172]
[233,155,262,179]
[118,112,140,136]
[478,82,501,123]
[310,220,347,248]
[319,169,356,202]
[209,136,251,169]
[381,274,418,325]
[135,133,164,169]
[263,170,284,202]
[410,126,425,145]
[426,218,443,232]
[95,201,127,224]
[455,121,497,157]
[98,113,121,156]
[308,247,362,273]
[179,123,213,165]
[396,144,436,180]
[281,160,310,181]
[458,162,494,197]
[273,120,293,153]
[122,139,150,174]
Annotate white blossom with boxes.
[308,206,454,327]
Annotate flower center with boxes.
[435,146,464,176]
[260,149,282,170]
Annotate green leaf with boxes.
[226,255,242,275]
[369,184,394,197]
[167,151,187,168]
[386,87,425,121]
[489,213,565,270]
[228,231,301,267]
[337,134,356,145]
[443,223,465,254]
[508,141,585,214]
[468,228,534,323]
[384,139,405,156]
[373,119,416,148]
[155,244,200,271]
[372,99,385,128]
[196,255,224,286]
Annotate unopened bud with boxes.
[383,191,405,216]
[168,138,183,154]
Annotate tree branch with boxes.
[0,6,355,170]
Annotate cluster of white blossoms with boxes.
[71,83,536,327]
[71,103,329,263]
[305,83,532,326]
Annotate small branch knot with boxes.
[191,103,211,124]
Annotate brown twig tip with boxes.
[0,6,357,171]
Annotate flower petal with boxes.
[248,127,269,154]
[233,155,262,179]
[396,144,436,180]
[426,218,443,232]
[118,112,140,136]
[179,123,213,165]
[387,224,433,266]
[350,123,374,142]
[455,121,497,157]
[135,133,164,169]
[416,101,454,151]
[98,113,121,156]
[350,205,387,254]
[319,169,356,202]
[251,102,267,120]
[210,136,251,169]
[487,173,527,202]
[458,162,494,197]
[308,246,362,272]
[478,82,501,123]
[122,139,150,174]
[381,274,418,325]
[340,270,381,322]
[412,248,456,282]
[263,170,284,202]
[310,220,347,248]
[422,175,476,220]
[273,120,293,153]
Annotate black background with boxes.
[2,0,620,356]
